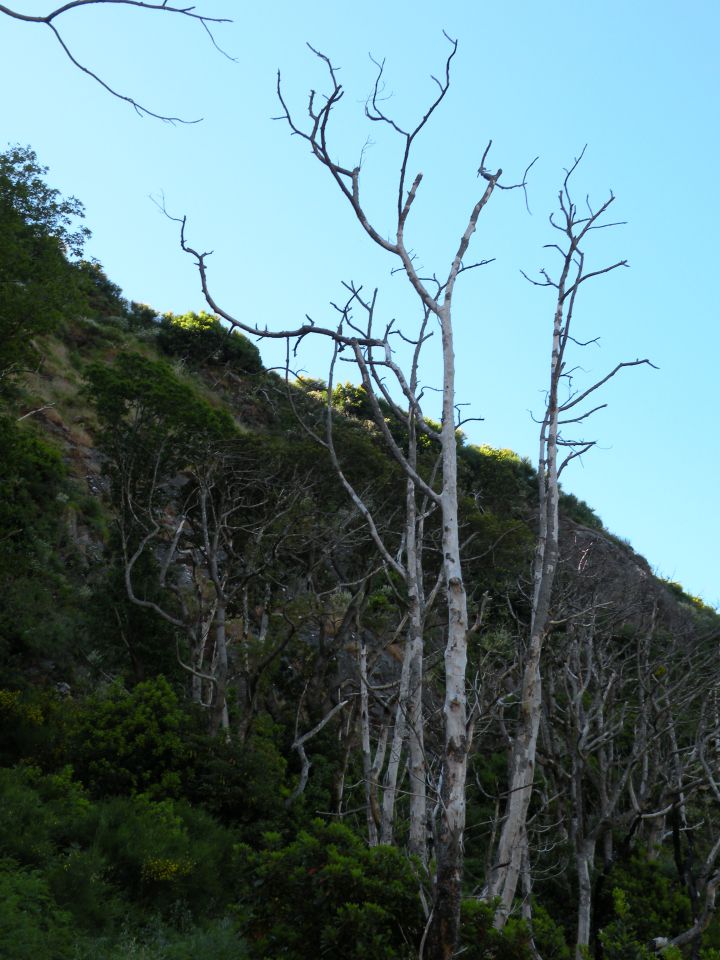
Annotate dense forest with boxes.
[2,143,720,960]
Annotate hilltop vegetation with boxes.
[2,147,720,959]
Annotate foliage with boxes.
[0,417,89,671]
[70,676,189,799]
[331,381,379,421]
[0,145,88,390]
[460,444,536,517]
[0,859,74,960]
[531,902,572,960]
[73,917,248,959]
[662,578,720,623]
[558,490,604,530]
[184,715,289,838]
[239,819,425,958]
[0,765,95,868]
[459,899,534,960]
[596,856,691,945]
[75,259,129,319]
[158,310,262,373]
[86,351,238,540]
[87,351,237,465]
[598,888,653,960]
[94,793,238,915]
[0,144,88,257]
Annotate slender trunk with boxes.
[520,826,533,924]
[646,814,665,861]
[405,469,427,862]
[408,622,427,862]
[488,278,562,923]
[602,829,614,867]
[359,634,380,845]
[211,601,230,734]
[380,635,412,844]
[576,838,596,959]
[427,303,469,960]
[487,630,543,919]
[191,639,203,704]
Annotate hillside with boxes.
[2,146,720,960]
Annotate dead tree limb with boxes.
[0,1,232,121]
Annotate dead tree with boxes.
[176,36,528,958]
[0,0,231,121]
[531,537,720,957]
[485,151,654,924]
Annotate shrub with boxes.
[239,819,425,959]
[184,715,288,837]
[0,765,95,867]
[598,888,652,960]
[73,916,248,960]
[95,793,239,916]
[0,859,75,960]
[596,855,691,945]
[70,676,189,799]
[459,899,534,960]
[158,311,262,373]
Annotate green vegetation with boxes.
[158,310,262,373]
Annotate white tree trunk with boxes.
[576,838,596,958]
[427,303,470,959]
[380,635,412,844]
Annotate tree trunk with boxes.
[380,634,412,844]
[408,623,427,862]
[576,838,596,958]
[487,260,562,922]
[405,471,427,862]
[359,635,379,845]
[426,303,469,959]
[210,601,230,735]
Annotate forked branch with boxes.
[0,0,232,121]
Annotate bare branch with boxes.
[0,1,233,122]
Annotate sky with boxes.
[2,0,719,608]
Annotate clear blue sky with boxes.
[2,0,718,608]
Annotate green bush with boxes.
[0,765,95,867]
[598,888,652,960]
[95,793,239,916]
[459,899,534,960]
[531,902,572,960]
[0,146,88,396]
[0,418,86,670]
[74,916,248,960]
[46,844,122,932]
[239,819,425,959]
[596,855,691,945]
[0,859,75,960]
[71,676,189,799]
[158,311,262,373]
[185,715,288,837]
[0,686,71,769]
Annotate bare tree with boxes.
[176,36,529,958]
[0,0,231,121]
[485,153,654,924]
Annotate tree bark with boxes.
[426,303,470,959]
[576,838,596,958]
